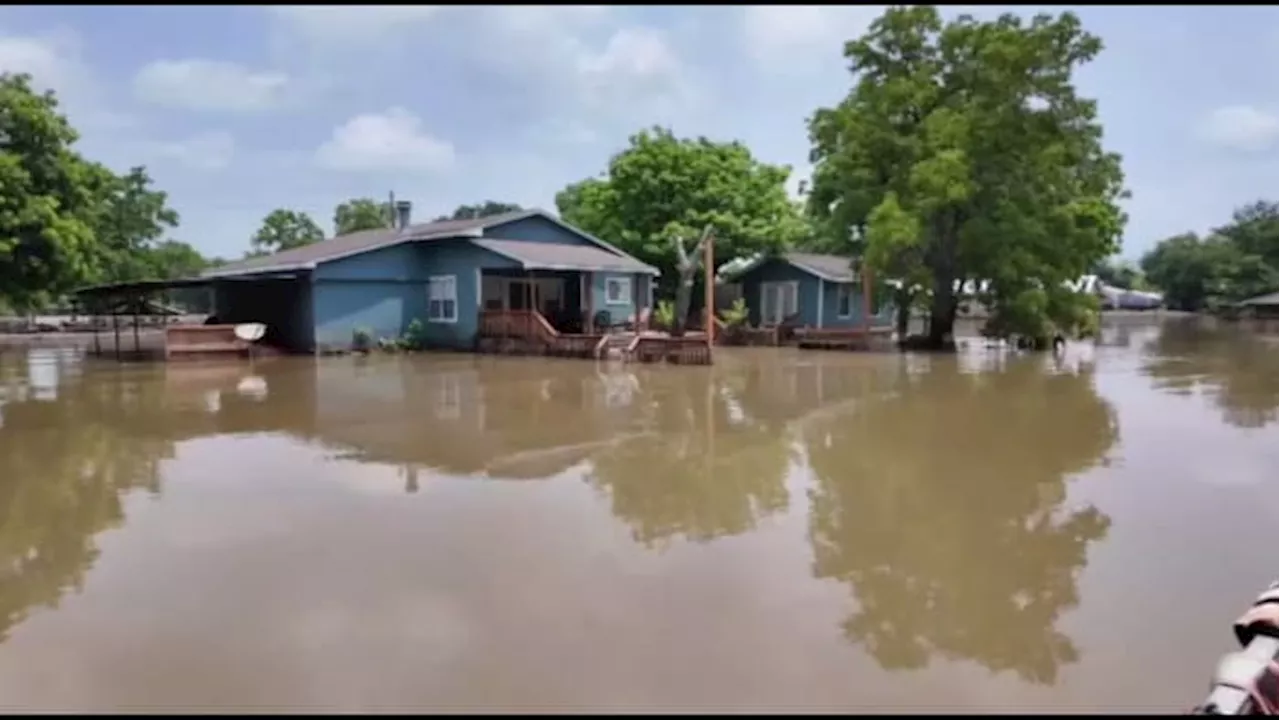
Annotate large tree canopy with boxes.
[91,166,181,283]
[0,73,195,310]
[0,74,107,310]
[555,127,807,295]
[807,6,1127,347]
[1141,200,1278,311]
[249,209,324,257]
[333,198,391,236]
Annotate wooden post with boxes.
[703,230,715,348]
[585,272,594,333]
[111,307,121,360]
[91,301,101,356]
[861,260,873,337]
[525,273,533,345]
[132,297,141,354]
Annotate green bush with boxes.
[352,327,374,352]
[719,297,749,327]
[402,318,427,350]
[653,300,676,330]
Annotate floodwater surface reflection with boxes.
[0,320,1273,712]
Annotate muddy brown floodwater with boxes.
[0,317,1274,713]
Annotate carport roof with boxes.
[474,238,659,275]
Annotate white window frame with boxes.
[427,275,458,324]
[605,276,631,306]
[759,280,799,325]
[836,283,854,319]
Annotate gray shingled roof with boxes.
[202,208,652,279]
[475,238,658,275]
[1240,292,1279,306]
[783,252,857,282]
[722,252,858,283]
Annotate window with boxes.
[760,281,799,325]
[837,284,853,318]
[427,275,458,323]
[605,277,631,305]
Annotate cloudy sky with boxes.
[1,5,1275,261]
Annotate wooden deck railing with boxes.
[478,309,605,357]
[478,309,560,343]
[477,309,714,364]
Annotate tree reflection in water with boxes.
[803,356,1119,684]
[588,369,794,548]
[1141,319,1278,429]
[0,351,172,643]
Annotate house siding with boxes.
[483,215,596,247]
[738,258,894,329]
[738,259,821,327]
[818,280,895,328]
[301,214,650,352]
[311,239,517,351]
[588,272,642,326]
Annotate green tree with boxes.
[333,197,391,236]
[249,209,324,256]
[1218,200,1279,271]
[0,73,106,311]
[142,240,208,280]
[1139,201,1277,312]
[806,7,1127,348]
[91,166,181,283]
[433,201,523,222]
[555,127,808,298]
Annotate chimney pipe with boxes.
[395,200,412,230]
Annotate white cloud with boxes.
[577,27,681,84]
[149,131,236,171]
[1199,105,1279,153]
[0,30,81,90]
[133,59,289,113]
[315,107,455,172]
[0,29,134,131]
[741,5,882,67]
[268,5,448,44]
[575,26,691,122]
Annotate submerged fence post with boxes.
[112,309,120,361]
[132,300,141,355]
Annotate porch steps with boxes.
[595,333,636,361]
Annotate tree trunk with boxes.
[924,214,960,351]
[672,275,694,337]
[894,287,912,337]
[926,290,954,348]
[671,226,711,338]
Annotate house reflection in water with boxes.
[308,356,654,483]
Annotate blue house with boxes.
[723,252,893,331]
[201,205,659,353]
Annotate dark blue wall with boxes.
[212,278,313,352]
[737,258,893,328]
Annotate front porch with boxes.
[478,269,650,334]
[474,269,711,365]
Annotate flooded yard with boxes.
[0,318,1275,712]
